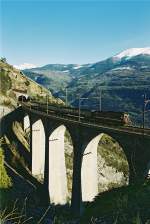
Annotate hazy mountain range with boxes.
[23,47,150,127]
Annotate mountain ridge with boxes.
[14,47,150,70]
[23,47,150,127]
[113,47,150,59]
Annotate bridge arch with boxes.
[81,132,129,202]
[48,124,73,205]
[32,119,45,181]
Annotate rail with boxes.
[21,102,150,137]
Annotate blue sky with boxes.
[1,0,150,66]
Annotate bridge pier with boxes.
[81,134,103,202]
[71,128,101,215]
[23,115,30,132]
[48,125,68,205]
[31,119,45,179]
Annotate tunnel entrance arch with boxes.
[48,125,73,205]
[81,133,129,202]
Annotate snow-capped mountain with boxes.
[14,63,37,70]
[113,47,150,60]
[23,47,150,95]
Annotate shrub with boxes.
[0,70,12,94]
[0,147,12,188]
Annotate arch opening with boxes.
[32,119,45,182]
[81,133,129,202]
[48,125,73,205]
[23,114,30,148]
[64,129,73,202]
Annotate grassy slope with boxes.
[0,144,12,189]
[97,135,128,192]
[0,60,63,110]
[0,121,50,223]
[98,135,128,176]
[81,181,150,223]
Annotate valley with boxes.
[23,48,150,128]
[0,49,150,223]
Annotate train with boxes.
[18,95,131,126]
[45,104,131,126]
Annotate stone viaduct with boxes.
[2,105,150,215]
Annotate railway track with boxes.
[21,102,150,137]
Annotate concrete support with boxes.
[81,134,103,202]
[48,125,68,205]
[23,115,30,132]
[32,119,45,179]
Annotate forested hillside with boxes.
[23,48,150,127]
